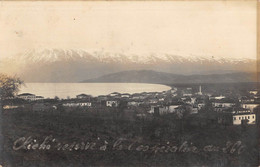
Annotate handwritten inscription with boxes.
[13,136,245,155]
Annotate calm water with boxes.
[20,83,171,99]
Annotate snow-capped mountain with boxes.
[10,48,254,64]
[0,48,256,82]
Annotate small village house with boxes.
[18,93,44,101]
[63,102,92,107]
[76,94,91,99]
[106,100,119,107]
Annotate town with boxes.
[2,83,259,166]
[3,83,259,126]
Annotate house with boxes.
[121,93,131,98]
[17,93,36,101]
[218,107,256,125]
[35,96,44,100]
[182,88,193,97]
[249,90,258,95]
[158,98,165,102]
[149,98,159,104]
[148,105,182,115]
[239,96,255,103]
[106,100,119,107]
[97,95,108,101]
[109,92,121,97]
[183,93,193,97]
[212,99,236,108]
[209,95,226,100]
[76,94,91,99]
[17,93,44,101]
[168,105,181,112]
[242,103,259,112]
[131,93,146,100]
[127,101,143,107]
[3,105,19,109]
[63,102,92,107]
[222,107,251,114]
[233,113,256,125]
[170,88,177,93]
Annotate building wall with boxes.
[233,114,256,125]
[213,102,235,108]
[63,102,92,107]
[19,95,36,101]
[242,104,259,112]
[106,101,119,107]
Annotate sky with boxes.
[0,1,257,60]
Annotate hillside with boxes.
[82,70,258,84]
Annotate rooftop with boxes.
[18,93,35,96]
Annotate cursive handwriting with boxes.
[13,136,245,155]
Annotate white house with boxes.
[63,102,92,107]
[171,88,177,93]
[242,103,259,112]
[249,90,258,95]
[106,101,119,107]
[76,94,91,99]
[218,107,256,125]
[158,98,165,102]
[127,101,143,107]
[239,97,255,103]
[209,95,226,100]
[18,93,44,101]
[35,96,44,100]
[109,92,121,97]
[233,113,256,125]
[212,102,235,108]
[3,105,19,109]
[121,93,130,98]
[183,93,193,97]
[18,93,36,101]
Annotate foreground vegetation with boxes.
[2,108,259,167]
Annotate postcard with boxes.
[0,1,259,166]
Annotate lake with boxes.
[20,83,171,99]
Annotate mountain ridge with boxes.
[9,48,255,64]
[0,49,256,82]
[82,70,258,84]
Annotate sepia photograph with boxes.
[0,1,259,166]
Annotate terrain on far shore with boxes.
[81,70,258,84]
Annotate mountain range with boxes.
[82,70,258,84]
[0,48,257,83]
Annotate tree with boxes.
[0,73,23,100]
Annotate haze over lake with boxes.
[20,83,171,99]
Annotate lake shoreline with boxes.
[20,83,171,99]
